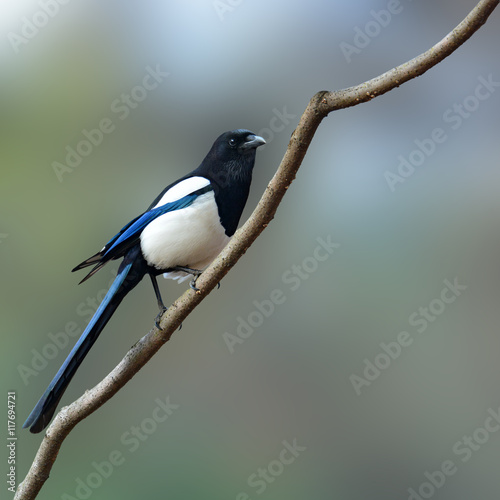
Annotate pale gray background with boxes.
[2,1,500,499]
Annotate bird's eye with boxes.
[228,138,237,147]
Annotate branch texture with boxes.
[15,1,499,498]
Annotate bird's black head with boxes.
[200,129,266,188]
[195,129,265,236]
[213,129,266,157]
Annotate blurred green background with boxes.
[2,1,500,499]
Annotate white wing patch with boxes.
[140,190,229,278]
[153,176,210,208]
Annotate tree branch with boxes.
[320,0,499,112]
[16,1,499,498]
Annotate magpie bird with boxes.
[23,129,265,433]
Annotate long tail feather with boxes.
[23,254,144,433]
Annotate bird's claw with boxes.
[190,277,200,292]
[155,306,167,329]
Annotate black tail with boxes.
[23,251,145,433]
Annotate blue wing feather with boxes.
[74,183,213,282]
[102,184,213,262]
[102,195,196,258]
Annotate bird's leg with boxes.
[171,266,203,291]
[150,274,167,328]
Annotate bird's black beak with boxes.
[242,134,266,150]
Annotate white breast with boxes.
[140,190,229,280]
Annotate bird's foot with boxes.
[190,276,200,292]
[172,266,203,292]
[155,306,167,329]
